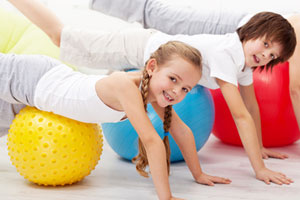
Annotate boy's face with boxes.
[242,36,282,67]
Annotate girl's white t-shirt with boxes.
[34,65,125,123]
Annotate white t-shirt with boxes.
[34,65,125,123]
[144,32,253,89]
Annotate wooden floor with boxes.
[1,134,299,200]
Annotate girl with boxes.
[92,0,300,160]
[8,0,296,187]
[0,41,231,200]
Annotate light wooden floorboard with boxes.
[1,134,299,200]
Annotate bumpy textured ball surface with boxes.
[7,106,103,186]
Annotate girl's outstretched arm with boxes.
[217,78,293,185]
[8,0,63,46]
[95,73,177,200]
[239,84,289,159]
[151,102,231,186]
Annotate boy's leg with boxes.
[90,0,247,35]
[60,27,155,69]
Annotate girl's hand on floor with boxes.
[195,173,232,186]
[256,167,293,185]
[261,147,289,159]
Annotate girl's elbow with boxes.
[142,134,163,149]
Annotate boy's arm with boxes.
[216,78,292,185]
[239,84,288,159]
[8,0,63,46]
[151,102,231,186]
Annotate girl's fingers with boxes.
[205,180,215,186]
[267,174,293,185]
[211,177,231,184]
[264,178,271,185]
[278,172,286,177]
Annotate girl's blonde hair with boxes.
[132,41,202,177]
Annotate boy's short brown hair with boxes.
[237,12,296,71]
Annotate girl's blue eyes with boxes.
[182,88,189,93]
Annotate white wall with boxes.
[0,0,141,74]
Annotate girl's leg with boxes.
[0,53,60,105]
[0,100,25,137]
[0,53,60,136]
[90,0,247,35]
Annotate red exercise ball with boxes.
[211,62,300,147]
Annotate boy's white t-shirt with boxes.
[144,32,253,89]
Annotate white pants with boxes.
[90,0,247,35]
[0,53,59,136]
[60,26,156,70]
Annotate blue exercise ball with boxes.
[102,85,215,162]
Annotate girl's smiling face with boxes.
[146,56,201,108]
[243,36,282,67]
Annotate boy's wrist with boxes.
[253,163,266,174]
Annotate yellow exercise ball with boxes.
[7,106,103,186]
